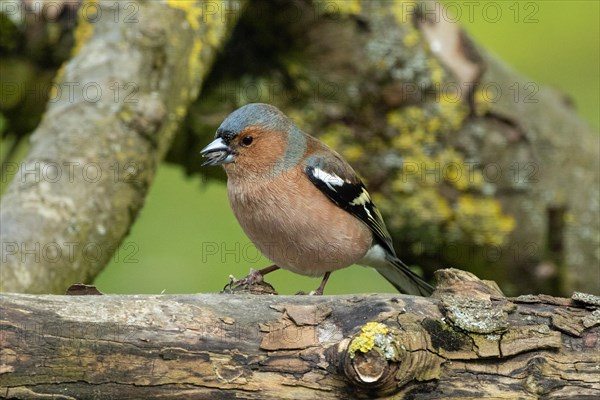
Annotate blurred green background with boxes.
[10,1,598,295]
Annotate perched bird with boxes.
[201,103,433,296]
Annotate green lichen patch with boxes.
[572,291,600,308]
[440,295,509,335]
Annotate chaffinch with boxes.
[200,103,433,296]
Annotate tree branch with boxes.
[0,0,240,293]
[1,270,598,399]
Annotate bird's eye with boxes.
[241,136,254,146]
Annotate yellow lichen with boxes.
[329,0,362,16]
[342,144,364,162]
[166,1,232,103]
[382,82,513,248]
[402,187,452,224]
[320,128,342,149]
[310,0,514,251]
[349,334,374,356]
[426,116,441,135]
[428,58,445,86]
[564,212,575,225]
[320,124,365,162]
[165,1,208,88]
[437,92,469,131]
[473,87,492,117]
[436,148,484,191]
[348,322,390,358]
[450,195,516,246]
[403,30,420,47]
[288,107,320,131]
[49,63,67,100]
[71,0,97,56]
[174,104,187,119]
[188,39,204,93]
[392,132,414,150]
[166,0,202,30]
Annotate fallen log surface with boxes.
[0,270,599,399]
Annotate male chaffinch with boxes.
[200,103,433,296]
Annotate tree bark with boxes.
[0,0,240,293]
[1,270,599,399]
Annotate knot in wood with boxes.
[341,322,400,394]
[346,348,397,386]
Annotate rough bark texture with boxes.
[0,0,239,293]
[0,270,599,399]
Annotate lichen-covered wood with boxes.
[0,0,240,293]
[1,270,598,399]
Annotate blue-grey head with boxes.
[200,103,306,171]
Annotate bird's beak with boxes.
[200,137,235,166]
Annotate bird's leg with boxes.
[297,272,331,295]
[312,271,331,295]
[225,264,280,290]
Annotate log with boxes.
[1,270,598,399]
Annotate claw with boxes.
[295,289,324,296]
[222,267,278,295]
[294,271,330,296]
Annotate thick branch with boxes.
[0,0,239,293]
[1,270,598,399]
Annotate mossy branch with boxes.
[0,0,241,293]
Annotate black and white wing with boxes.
[304,155,434,296]
[304,156,395,256]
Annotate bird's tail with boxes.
[377,256,434,296]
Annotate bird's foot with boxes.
[222,266,279,295]
[295,288,324,296]
[295,272,330,296]
[227,268,264,287]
